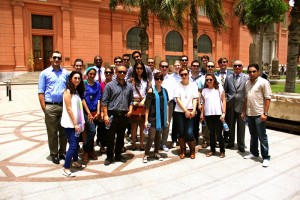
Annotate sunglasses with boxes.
[192,65,200,68]
[205,79,213,82]
[180,73,188,77]
[161,65,169,69]
[234,64,243,68]
[207,65,214,68]
[105,71,113,75]
[123,59,129,61]
[95,59,102,61]
[181,59,188,62]
[117,71,126,74]
[115,60,122,63]
[133,56,140,59]
[53,56,62,60]
[155,78,164,81]
[136,67,143,70]
[75,65,82,67]
[248,70,257,74]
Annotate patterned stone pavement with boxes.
[0,84,300,199]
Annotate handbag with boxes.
[131,84,146,117]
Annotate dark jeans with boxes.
[83,112,97,152]
[97,121,107,147]
[170,100,178,142]
[173,111,195,141]
[193,106,201,143]
[246,116,270,160]
[206,115,225,153]
[106,113,128,159]
[64,128,79,169]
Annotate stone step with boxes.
[9,72,41,84]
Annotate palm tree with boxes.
[233,0,288,73]
[109,0,188,62]
[189,0,226,60]
[285,0,300,93]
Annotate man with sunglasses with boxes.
[242,63,272,167]
[215,58,233,87]
[38,51,69,164]
[126,51,153,81]
[123,54,131,69]
[224,60,248,152]
[102,65,134,166]
[148,58,159,74]
[180,55,189,68]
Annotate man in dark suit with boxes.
[215,58,233,142]
[224,60,248,152]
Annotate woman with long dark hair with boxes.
[173,67,198,159]
[143,72,169,163]
[61,71,86,177]
[129,62,150,151]
[200,73,226,158]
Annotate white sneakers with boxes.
[262,159,270,167]
[244,153,258,159]
[162,145,169,152]
[172,142,177,148]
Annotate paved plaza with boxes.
[0,84,300,200]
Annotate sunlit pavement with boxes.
[0,85,299,199]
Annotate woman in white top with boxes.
[129,62,150,151]
[200,73,226,158]
[173,67,199,159]
[61,71,85,177]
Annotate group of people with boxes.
[38,50,272,177]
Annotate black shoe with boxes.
[226,144,234,149]
[52,155,60,164]
[59,154,66,160]
[115,155,126,163]
[238,147,245,152]
[224,137,229,143]
[104,157,113,166]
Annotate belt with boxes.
[45,102,63,106]
[108,110,127,116]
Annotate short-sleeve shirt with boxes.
[245,76,272,116]
[102,79,133,111]
[174,82,199,112]
[84,82,102,112]
[202,86,224,116]
[38,66,69,103]
[145,87,169,127]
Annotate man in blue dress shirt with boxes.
[38,51,69,164]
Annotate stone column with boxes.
[11,0,26,71]
[61,4,71,69]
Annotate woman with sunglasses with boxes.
[143,72,169,163]
[96,66,114,154]
[200,73,226,158]
[129,62,150,151]
[81,67,101,163]
[61,71,85,177]
[173,67,199,159]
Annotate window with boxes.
[32,15,53,30]
[165,31,183,52]
[198,34,212,53]
[126,27,148,50]
[198,6,207,16]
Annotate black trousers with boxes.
[106,113,128,159]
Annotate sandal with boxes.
[62,168,76,177]
[206,151,215,157]
[219,152,225,158]
[72,161,86,168]
[143,155,148,163]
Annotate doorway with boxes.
[32,35,53,71]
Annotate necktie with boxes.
[221,73,225,86]
[98,69,101,83]
[234,74,240,86]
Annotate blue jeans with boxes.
[173,112,195,141]
[64,128,79,168]
[83,112,97,152]
[246,116,270,160]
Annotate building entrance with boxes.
[32,35,53,71]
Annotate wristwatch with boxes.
[263,112,268,116]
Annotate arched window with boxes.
[198,34,212,53]
[165,31,183,52]
[126,27,148,50]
